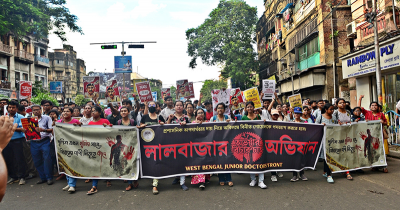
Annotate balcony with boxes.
[14,49,34,63]
[35,55,50,67]
[0,81,11,89]
[0,43,13,56]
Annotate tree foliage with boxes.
[32,81,48,97]
[0,0,83,42]
[74,94,89,106]
[200,80,227,103]
[186,0,258,85]
[31,93,59,106]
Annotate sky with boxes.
[48,0,265,98]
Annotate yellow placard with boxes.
[288,94,302,108]
[267,75,276,81]
[243,87,262,109]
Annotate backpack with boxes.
[117,119,136,126]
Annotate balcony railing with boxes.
[35,55,49,64]
[0,43,12,55]
[14,49,34,62]
[0,81,11,89]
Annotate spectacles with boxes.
[148,104,156,107]
[43,104,51,107]
[197,112,204,115]
[0,102,7,105]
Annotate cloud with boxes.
[107,0,166,20]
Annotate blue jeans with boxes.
[250,173,264,182]
[66,176,77,187]
[218,173,232,182]
[92,179,98,187]
[30,138,53,181]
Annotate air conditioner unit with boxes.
[347,21,356,38]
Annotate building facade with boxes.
[0,34,49,98]
[49,45,86,102]
[130,72,162,94]
[257,0,352,101]
[340,0,400,109]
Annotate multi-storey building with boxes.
[49,45,86,102]
[131,72,162,94]
[0,34,49,98]
[340,0,400,109]
[257,0,352,101]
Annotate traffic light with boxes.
[101,45,117,49]
[128,44,144,48]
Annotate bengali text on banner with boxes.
[139,121,324,179]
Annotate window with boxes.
[298,36,319,61]
[35,76,39,81]
[23,73,28,81]
[56,60,64,64]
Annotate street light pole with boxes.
[372,0,383,104]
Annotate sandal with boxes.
[85,179,91,183]
[383,168,388,173]
[228,182,233,187]
[219,182,225,186]
[153,187,159,195]
[346,174,353,180]
[87,187,97,195]
[106,181,112,187]
[126,184,133,191]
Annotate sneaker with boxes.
[181,184,189,191]
[322,173,328,178]
[290,176,298,182]
[271,175,278,182]
[7,178,18,184]
[172,178,179,185]
[300,174,308,181]
[63,185,70,191]
[199,184,205,190]
[26,173,36,180]
[68,187,76,193]
[47,180,54,185]
[249,180,257,187]
[327,176,334,183]
[258,181,267,189]
[19,178,26,185]
[277,172,283,178]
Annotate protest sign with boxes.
[106,80,120,102]
[19,81,32,100]
[135,81,153,102]
[54,124,139,180]
[152,91,157,101]
[21,117,41,140]
[176,80,190,99]
[140,121,323,178]
[161,88,170,100]
[230,88,244,111]
[325,121,387,173]
[243,87,262,109]
[262,80,276,100]
[288,94,302,109]
[188,82,195,98]
[211,89,231,115]
[83,77,100,101]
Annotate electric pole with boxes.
[372,0,382,104]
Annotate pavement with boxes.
[2,158,400,210]
[388,144,400,159]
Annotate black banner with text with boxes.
[139,121,324,178]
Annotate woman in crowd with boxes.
[241,101,267,189]
[167,100,190,191]
[79,105,93,125]
[57,107,81,193]
[136,101,165,194]
[268,93,288,122]
[334,98,354,180]
[301,106,314,123]
[282,103,292,121]
[186,103,196,122]
[290,107,308,182]
[211,103,234,187]
[315,103,337,183]
[49,110,60,127]
[87,106,113,195]
[190,108,210,190]
[48,109,62,180]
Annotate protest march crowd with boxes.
[0,90,398,199]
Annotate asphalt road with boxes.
[2,158,400,210]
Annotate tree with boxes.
[31,93,59,106]
[0,0,83,42]
[74,94,90,106]
[186,0,258,86]
[170,86,177,102]
[32,81,48,97]
[200,80,227,103]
